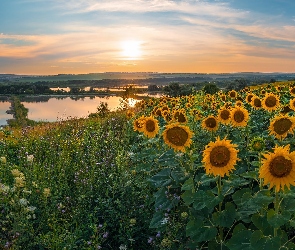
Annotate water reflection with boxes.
[0,101,13,126]
[22,96,139,122]
[0,96,141,126]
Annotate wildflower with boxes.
[19,198,28,206]
[27,155,34,163]
[156,231,161,238]
[15,177,26,188]
[129,218,136,226]
[181,212,188,219]
[148,237,153,244]
[103,232,108,238]
[161,218,169,225]
[119,245,127,250]
[11,169,24,178]
[0,156,6,164]
[43,188,51,198]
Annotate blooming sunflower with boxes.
[220,94,227,102]
[289,98,295,111]
[269,114,295,140]
[202,116,219,132]
[133,116,146,132]
[162,123,193,152]
[259,145,295,192]
[235,100,243,107]
[251,96,262,109]
[289,86,295,96]
[142,116,159,138]
[126,110,134,119]
[230,106,249,127]
[173,109,187,123]
[202,137,239,177]
[218,107,231,124]
[262,93,280,111]
[245,93,254,104]
[229,90,238,99]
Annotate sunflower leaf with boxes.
[226,229,252,250]
[147,168,172,188]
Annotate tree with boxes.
[203,84,220,94]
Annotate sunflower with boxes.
[251,96,262,109]
[259,145,295,192]
[162,123,193,152]
[289,98,295,111]
[249,137,265,152]
[153,107,162,117]
[245,93,254,104]
[269,114,295,140]
[289,86,295,96]
[202,137,239,177]
[173,109,187,123]
[142,116,159,138]
[218,107,231,124]
[230,106,249,127]
[185,102,192,109]
[235,100,243,107]
[126,110,134,119]
[229,90,238,99]
[220,94,227,102]
[133,116,146,132]
[262,93,280,111]
[202,116,219,131]
[281,105,292,114]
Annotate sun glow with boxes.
[121,40,142,60]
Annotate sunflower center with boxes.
[146,120,156,132]
[175,112,186,123]
[247,95,253,103]
[253,98,261,107]
[210,146,230,168]
[269,156,292,178]
[233,110,245,123]
[205,117,217,128]
[291,88,295,95]
[166,127,188,146]
[273,118,292,135]
[265,96,277,108]
[220,110,230,120]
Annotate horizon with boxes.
[1,1,295,75]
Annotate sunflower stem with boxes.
[274,191,280,237]
[217,175,224,246]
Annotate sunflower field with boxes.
[1,81,295,249]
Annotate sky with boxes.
[0,0,295,75]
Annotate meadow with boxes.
[1,81,295,249]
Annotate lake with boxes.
[0,93,161,126]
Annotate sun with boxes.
[121,40,142,60]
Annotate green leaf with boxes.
[154,187,175,211]
[149,211,164,228]
[181,177,195,191]
[148,168,172,187]
[252,190,273,207]
[192,190,207,210]
[251,161,260,167]
[190,226,217,243]
[251,214,272,235]
[226,229,252,250]
[186,218,203,238]
[205,190,224,211]
[240,171,258,179]
[182,189,195,205]
[212,202,236,228]
[251,236,281,250]
[232,188,252,207]
[199,174,218,186]
[267,209,289,228]
[170,168,187,184]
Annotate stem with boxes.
[274,191,280,237]
[217,175,223,247]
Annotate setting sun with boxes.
[121,40,142,60]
